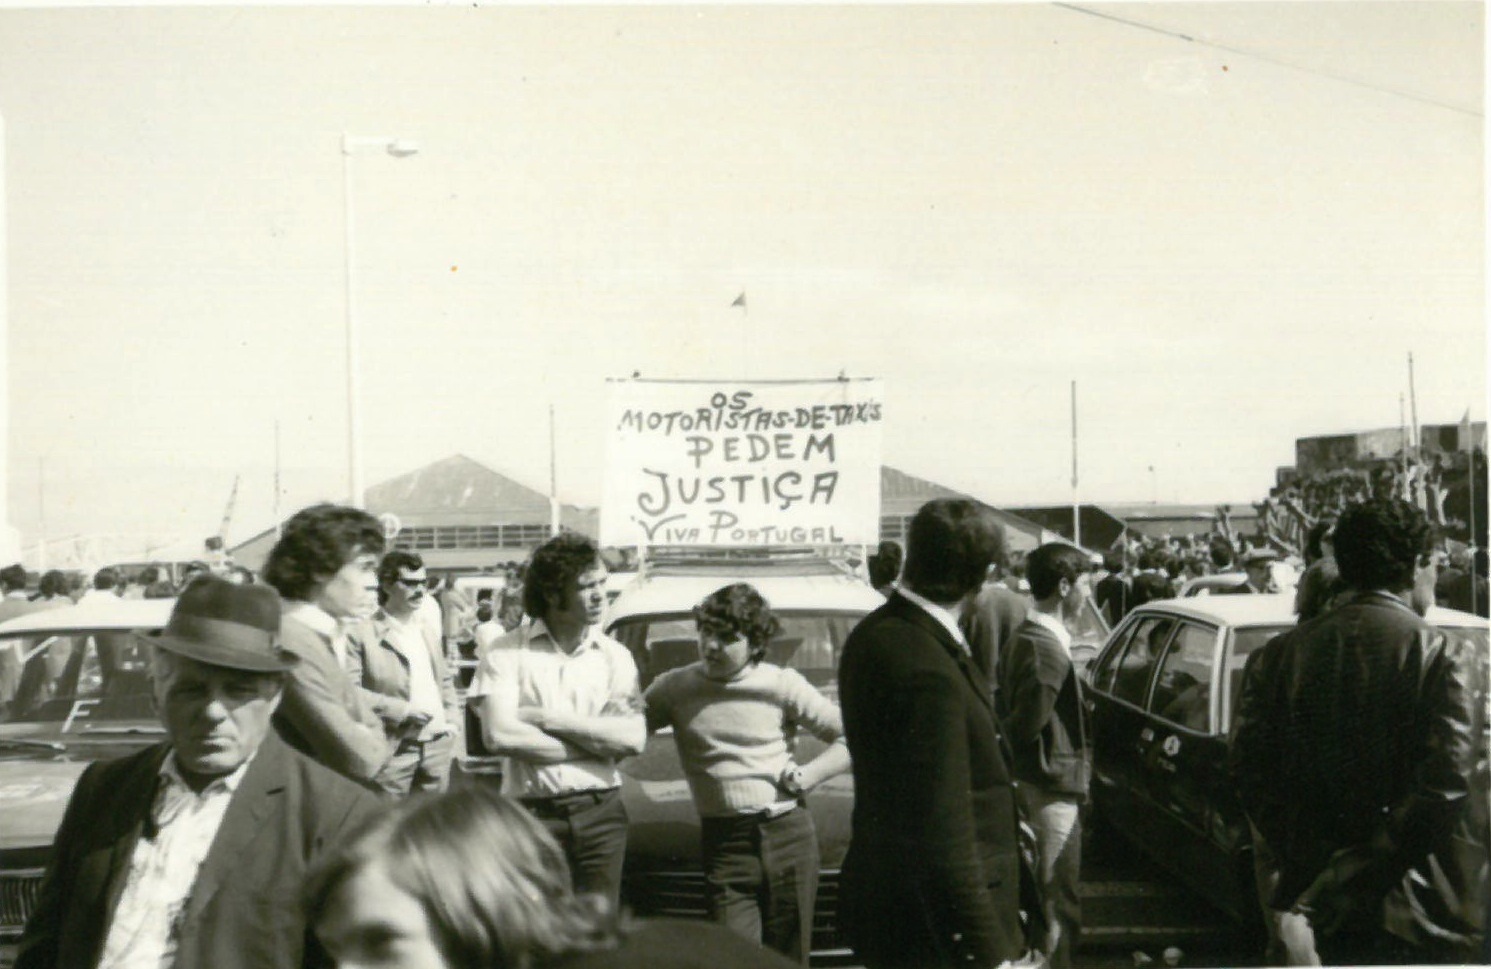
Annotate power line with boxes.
[1053,3,1482,119]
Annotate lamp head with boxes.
[387,140,420,158]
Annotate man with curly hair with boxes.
[262,503,391,787]
[1230,497,1482,964]
[469,533,645,908]
[643,583,850,964]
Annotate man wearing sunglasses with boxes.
[349,550,461,796]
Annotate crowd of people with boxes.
[8,491,1489,969]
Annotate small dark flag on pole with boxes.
[730,291,747,313]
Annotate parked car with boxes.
[0,597,174,943]
[604,547,882,959]
[1082,593,1489,928]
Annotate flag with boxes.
[730,291,747,311]
[1461,408,1474,452]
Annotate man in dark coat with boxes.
[839,498,1034,969]
[1092,549,1132,627]
[999,543,1092,968]
[1230,498,1481,965]
[15,577,380,969]
[961,569,1029,710]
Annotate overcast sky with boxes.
[0,1,1482,557]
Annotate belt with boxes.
[520,789,618,817]
[713,802,802,825]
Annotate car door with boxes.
[1086,611,1178,841]
[1135,620,1246,914]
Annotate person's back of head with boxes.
[867,540,903,590]
[37,570,67,599]
[1101,548,1125,576]
[93,566,121,592]
[900,499,1006,603]
[307,786,620,969]
[1208,539,1234,571]
[1332,497,1432,596]
[1026,543,1090,602]
[0,563,27,594]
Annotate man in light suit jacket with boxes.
[350,550,462,796]
[15,577,379,969]
[839,499,1035,969]
[262,503,391,788]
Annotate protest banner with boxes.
[600,378,885,548]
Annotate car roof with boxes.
[0,598,176,636]
[1123,593,1489,631]
[607,567,882,621]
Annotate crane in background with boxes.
[204,475,240,561]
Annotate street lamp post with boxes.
[342,133,419,509]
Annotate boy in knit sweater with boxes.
[643,583,851,965]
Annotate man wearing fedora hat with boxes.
[14,577,380,969]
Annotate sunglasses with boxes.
[395,577,428,589]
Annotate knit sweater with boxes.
[643,662,844,817]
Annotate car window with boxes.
[609,612,864,698]
[1220,625,1292,731]
[0,630,159,727]
[1097,615,1177,706]
[1089,616,1141,693]
[1149,622,1219,733]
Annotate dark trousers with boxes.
[700,805,819,965]
[521,788,628,910]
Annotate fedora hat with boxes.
[145,576,297,673]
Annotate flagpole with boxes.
[1400,394,1410,491]
[1408,353,1421,452]
[1071,380,1080,547]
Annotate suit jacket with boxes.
[14,733,380,969]
[1000,618,1090,796]
[273,611,391,786]
[960,584,1028,710]
[838,592,1026,969]
[346,610,461,740]
[1093,573,1133,626]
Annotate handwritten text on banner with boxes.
[600,380,885,547]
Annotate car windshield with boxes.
[0,629,161,729]
[609,610,867,699]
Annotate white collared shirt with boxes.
[898,586,973,656]
[468,619,639,798]
[381,610,446,735]
[97,753,251,969]
[1028,609,1073,658]
[283,600,349,668]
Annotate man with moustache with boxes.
[14,577,379,969]
[350,550,461,796]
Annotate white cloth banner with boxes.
[601,379,884,548]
